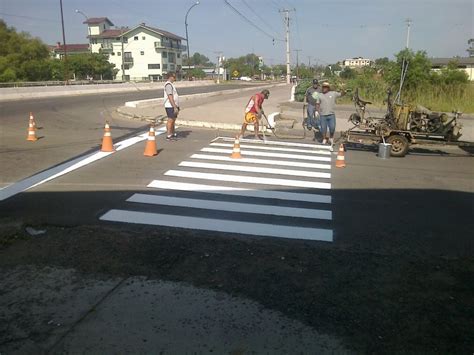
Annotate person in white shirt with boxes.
[163,72,180,141]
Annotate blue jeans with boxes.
[320,114,336,137]
[306,104,320,131]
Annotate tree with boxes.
[0,20,51,82]
[384,49,432,91]
[187,68,206,79]
[434,60,469,85]
[183,52,213,67]
[340,66,356,79]
[223,53,261,77]
[68,53,116,80]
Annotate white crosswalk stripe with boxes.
[210,142,332,155]
[147,180,332,204]
[100,137,335,242]
[190,154,331,170]
[201,147,331,162]
[178,161,331,179]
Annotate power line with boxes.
[0,12,60,23]
[223,0,283,42]
[240,0,281,37]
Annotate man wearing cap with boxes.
[238,89,270,139]
[317,82,343,150]
[304,79,321,132]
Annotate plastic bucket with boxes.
[378,143,392,159]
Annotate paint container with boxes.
[378,143,392,159]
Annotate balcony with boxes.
[154,41,187,52]
[123,57,134,64]
[100,44,113,53]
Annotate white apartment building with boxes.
[84,17,186,81]
[342,57,373,68]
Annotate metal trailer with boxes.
[341,89,466,157]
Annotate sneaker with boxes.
[322,139,327,145]
[172,133,178,138]
[166,135,177,141]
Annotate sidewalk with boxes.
[117,83,291,130]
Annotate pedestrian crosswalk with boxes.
[100,137,334,242]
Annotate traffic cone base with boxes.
[144,126,158,156]
[101,122,115,152]
[230,137,242,159]
[26,124,37,141]
[335,143,346,168]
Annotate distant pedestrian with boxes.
[316,82,344,150]
[163,72,180,141]
[304,79,321,132]
[238,89,270,140]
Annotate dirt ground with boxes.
[1,222,473,353]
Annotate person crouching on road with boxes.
[316,82,344,151]
[304,79,321,133]
[163,72,180,141]
[238,89,270,140]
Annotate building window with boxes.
[142,36,145,40]
[170,64,175,71]
[117,52,121,56]
[163,64,168,70]
[134,36,138,40]
[177,53,181,58]
[122,37,128,43]
[168,52,176,63]
[148,64,161,69]
[162,51,167,58]
[124,64,130,70]
[111,52,115,56]
[140,51,144,55]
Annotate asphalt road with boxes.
[0,83,255,185]
[1,126,473,353]
[1,126,473,256]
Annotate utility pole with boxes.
[294,49,301,79]
[215,51,223,83]
[279,8,294,84]
[405,18,412,49]
[59,0,69,84]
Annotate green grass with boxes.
[296,79,474,113]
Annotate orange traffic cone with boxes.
[101,121,115,152]
[230,136,242,159]
[29,112,36,131]
[26,118,37,141]
[143,125,158,157]
[335,144,346,168]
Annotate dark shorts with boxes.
[165,107,179,119]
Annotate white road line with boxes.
[127,193,332,220]
[210,142,331,155]
[179,161,331,179]
[0,128,166,201]
[190,154,331,170]
[218,136,332,150]
[147,180,332,204]
[201,148,331,162]
[100,209,333,242]
[164,170,331,189]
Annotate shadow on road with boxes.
[0,187,473,353]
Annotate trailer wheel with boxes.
[387,135,409,157]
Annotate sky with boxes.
[1,0,473,65]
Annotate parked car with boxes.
[239,76,252,81]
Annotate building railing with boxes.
[123,57,134,64]
[154,41,186,51]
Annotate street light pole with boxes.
[185,1,200,77]
[75,9,91,53]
